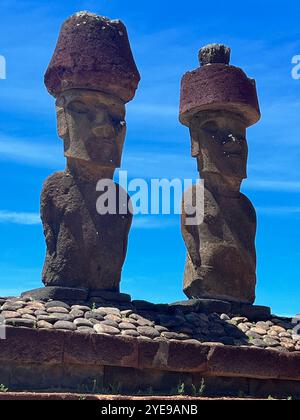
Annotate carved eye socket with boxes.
[202,122,219,136]
[68,101,89,114]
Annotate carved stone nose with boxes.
[92,124,115,138]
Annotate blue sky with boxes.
[0,0,300,315]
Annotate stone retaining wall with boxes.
[1,328,300,398]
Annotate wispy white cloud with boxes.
[244,180,300,192]
[2,205,299,228]
[0,133,299,195]
[0,211,40,225]
[0,209,180,229]
[0,134,63,168]
[257,206,300,215]
[129,103,178,118]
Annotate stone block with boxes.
[21,287,89,302]
[63,331,139,368]
[0,328,64,365]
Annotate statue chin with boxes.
[201,172,244,196]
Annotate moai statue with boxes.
[41,12,140,292]
[180,44,261,304]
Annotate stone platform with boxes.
[0,292,299,398]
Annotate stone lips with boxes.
[179,64,261,127]
[44,12,140,102]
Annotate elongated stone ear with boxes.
[56,96,69,140]
[190,118,200,157]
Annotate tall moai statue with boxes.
[180,44,261,304]
[41,12,140,292]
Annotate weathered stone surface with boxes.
[0,328,64,364]
[155,325,169,333]
[94,324,120,335]
[182,182,256,304]
[129,314,153,327]
[17,308,35,316]
[121,309,133,317]
[93,308,108,317]
[5,319,36,328]
[1,324,300,396]
[119,322,137,330]
[39,12,140,294]
[207,345,300,380]
[63,331,139,367]
[1,296,299,354]
[199,44,231,66]
[73,318,93,328]
[45,11,140,102]
[263,337,280,347]
[250,327,267,336]
[170,299,231,314]
[46,307,69,314]
[180,45,260,304]
[1,302,24,311]
[238,323,249,333]
[281,342,295,352]
[76,327,95,334]
[136,327,160,339]
[1,311,20,319]
[37,320,54,329]
[101,307,121,316]
[45,301,71,310]
[121,330,140,337]
[27,303,46,311]
[21,287,88,302]
[137,339,169,370]
[41,171,132,291]
[167,341,210,372]
[102,319,119,329]
[89,290,131,303]
[71,305,91,312]
[49,313,74,322]
[238,304,271,321]
[69,309,84,319]
[250,339,267,348]
[86,318,102,326]
[132,300,157,311]
[21,314,36,321]
[85,311,105,321]
[36,315,57,323]
[161,331,185,340]
[180,57,260,127]
[159,315,185,328]
[271,325,287,334]
[104,314,122,323]
[35,311,48,317]
[54,321,77,331]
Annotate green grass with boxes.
[0,384,8,393]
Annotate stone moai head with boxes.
[44,12,140,169]
[55,90,126,168]
[180,44,261,193]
